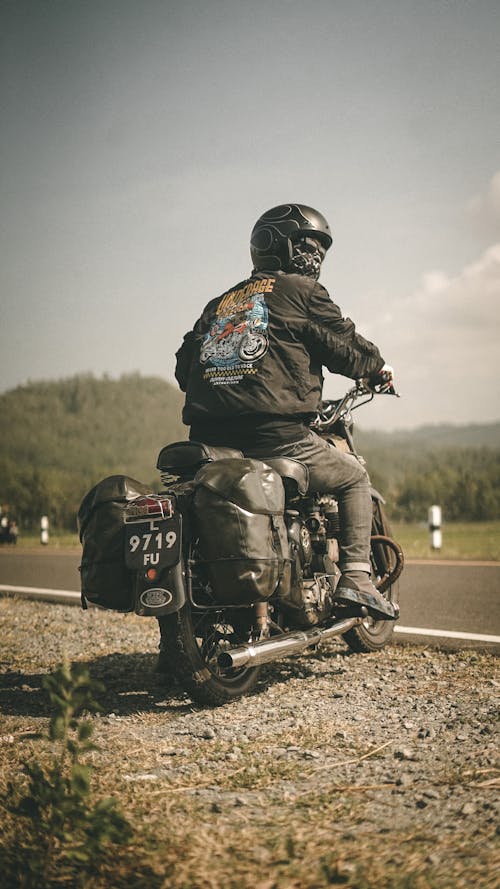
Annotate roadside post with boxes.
[40,515,49,546]
[428,505,442,550]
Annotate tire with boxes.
[238,331,268,362]
[158,603,262,706]
[342,500,403,653]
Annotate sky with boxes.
[1,0,500,431]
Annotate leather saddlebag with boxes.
[193,458,291,605]
[77,475,151,611]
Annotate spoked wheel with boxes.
[342,500,404,653]
[159,603,262,706]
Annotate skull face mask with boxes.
[288,235,326,280]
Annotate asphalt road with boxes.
[0,548,499,651]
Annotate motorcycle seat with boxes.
[156,441,244,473]
[260,458,309,496]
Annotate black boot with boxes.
[155,618,170,675]
[335,571,399,621]
[155,648,170,674]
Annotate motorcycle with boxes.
[117,377,404,707]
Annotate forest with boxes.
[0,373,499,530]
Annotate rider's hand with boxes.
[369,364,396,392]
[380,363,394,382]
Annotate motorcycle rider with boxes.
[174,204,398,621]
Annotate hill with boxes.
[0,373,186,529]
[357,422,500,451]
[0,373,498,528]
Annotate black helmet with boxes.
[250,203,332,272]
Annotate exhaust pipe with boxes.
[218,615,363,670]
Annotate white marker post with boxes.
[40,515,49,546]
[428,505,442,550]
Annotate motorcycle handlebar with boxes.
[312,378,400,431]
[362,373,400,397]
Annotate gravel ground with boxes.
[1,595,499,888]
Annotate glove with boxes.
[380,363,394,381]
[369,364,395,392]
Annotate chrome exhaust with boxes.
[218,615,363,670]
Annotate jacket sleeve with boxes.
[304,283,385,378]
[175,299,218,391]
[175,331,196,392]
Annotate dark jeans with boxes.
[244,430,372,572]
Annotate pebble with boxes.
[460,802,476,816]
[395,774,413,787]
[394,747,417,762]
[418,728,432,739]
[200,727,216,740]
[426,853,441,865]
[3,595,499,862]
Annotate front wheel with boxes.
[342,501,404,653]
[158,604,262,706]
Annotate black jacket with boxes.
[175,270,384,426]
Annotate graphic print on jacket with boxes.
[200,277,275,387]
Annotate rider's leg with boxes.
[246,430,371,566]
[244,430,397,620]
[156,617,169,674]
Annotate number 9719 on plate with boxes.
[124,516,181,570]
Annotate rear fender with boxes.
[134,559,187,616]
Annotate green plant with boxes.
[1,659,132,887]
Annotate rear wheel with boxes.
[159,601,262,707]
[342,500,404,653]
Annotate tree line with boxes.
[368,447,500,522]
[0,374,498,530]
[0,374,185,530]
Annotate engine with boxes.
[279,494,340,627]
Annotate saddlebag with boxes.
[77,475,151,611]
[193,458,291,605]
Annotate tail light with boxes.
[125,495,173,521]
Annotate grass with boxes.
[6,521,500,561]
[2,686,497,889]
[391,520,500,561]
[1,601,498,889]
[1,530,81,551]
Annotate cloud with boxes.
[355,242,500,428]
[401,242,500,376]
[467,170,500,225]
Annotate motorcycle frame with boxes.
[134,379,400,619]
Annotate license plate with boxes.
[125,516,181,570]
